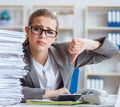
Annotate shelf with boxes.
[0,5,26,31]
[32,5,74,14]
[87,5,120,10]
[84,5,120,94]
[59,27,73,30]
[85,5,120,38]
[87,27,120,31]
[0,26,24,31]
[87,73,120,77]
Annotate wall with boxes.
[1,0,120,38]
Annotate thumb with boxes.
[70,54,78,63]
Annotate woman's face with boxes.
[25,16,57,52]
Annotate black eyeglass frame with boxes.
[28,25,58,38]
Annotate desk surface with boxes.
[7,103,114,107]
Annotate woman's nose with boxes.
[39,31,46,38]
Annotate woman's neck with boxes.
[30,48,48,66]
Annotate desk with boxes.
[7,103,114,107]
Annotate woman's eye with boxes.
[47,30,54,34]
[34,27,41,31]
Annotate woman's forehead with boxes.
[32,16,57,30]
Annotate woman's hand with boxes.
[43,87,70,99]
[69,38,101,63]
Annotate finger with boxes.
[69,42,75,49]
[69,45,78,54]
[70,41,83,50]
[63,87,70,94]
[71,39,78,46]
[66,90,70,94]
[70,54,78,63]
[69,49,81,55]
[69,47,78,54]
[69,46,82,54]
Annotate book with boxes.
[26,99,84,105]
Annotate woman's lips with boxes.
[37,40,46,46]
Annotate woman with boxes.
[21,9,119,102]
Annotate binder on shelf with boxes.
[107,32,113,42]
[107,10,120,27]
[87,77,104,90]
[112,10,116,27]
[107,32,120,49]
[116,10,120,27]
[112,33,116,44]
[107,10,112,27]
[116,33,120,49]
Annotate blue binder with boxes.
[69,68,80,94]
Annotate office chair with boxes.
[69,68,80,94]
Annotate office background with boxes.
[0,0,120,94]
[1,0,120,37]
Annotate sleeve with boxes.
[21,86,45,103]
[20,72,45,103]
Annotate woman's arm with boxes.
[43,87,69,98]
[22,86,69,103]
[21,86,45,103]
[69,38,102,63]
[69,37,119,64]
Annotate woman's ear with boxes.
[25,26,29,38]
[25,26,29,34]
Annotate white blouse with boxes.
[32,53,61,90]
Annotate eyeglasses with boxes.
[28,25,58,38]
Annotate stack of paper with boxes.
[0,30,28,106]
